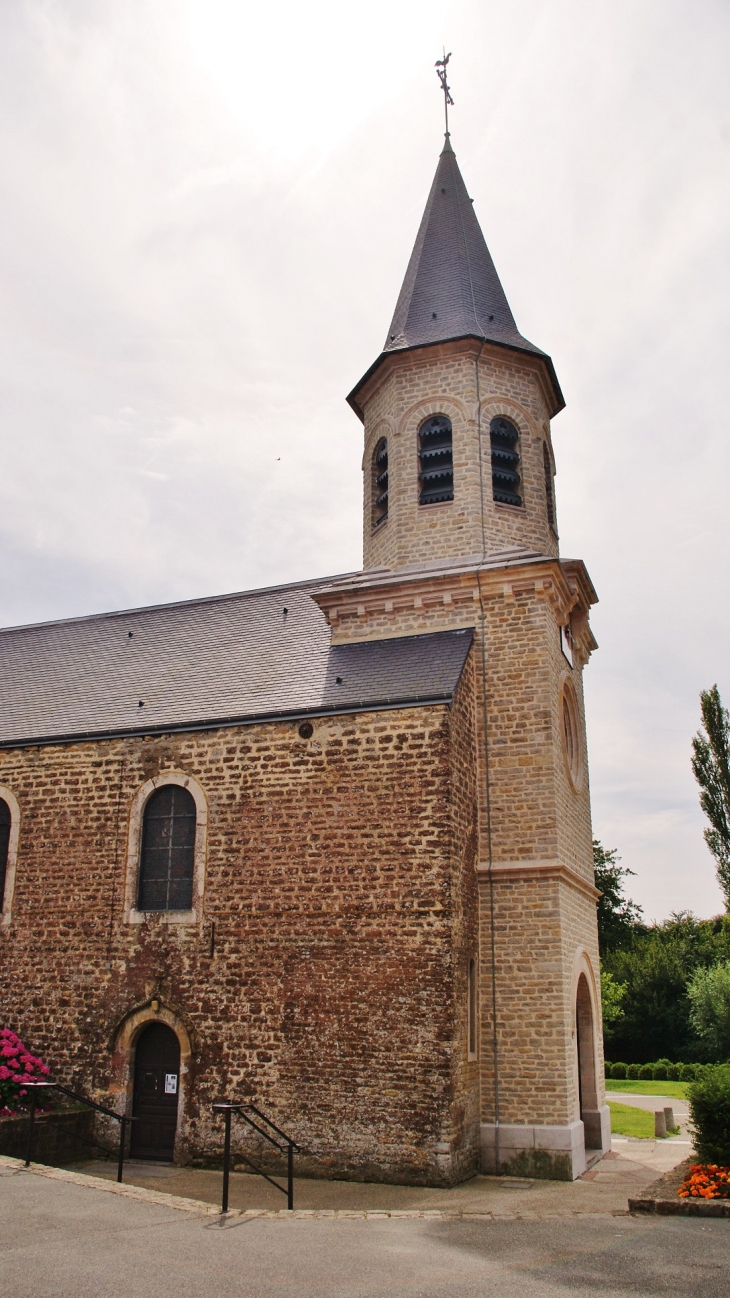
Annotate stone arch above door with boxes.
[110,1001,195,1163]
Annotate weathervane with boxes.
[435,50,454,135]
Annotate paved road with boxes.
[1,1163,728,1298]
[606,1091,692,1138]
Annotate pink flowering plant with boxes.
[0,1027,51,1115]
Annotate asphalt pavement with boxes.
[2,1157,729,1298]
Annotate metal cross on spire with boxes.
[435,50,454,136]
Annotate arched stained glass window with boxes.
[490,417,522,507]
[138,785,196,912]
[419,415,454,504]
[0,798,10,912]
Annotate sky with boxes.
[0,0,728,921]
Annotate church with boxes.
[0,122,608,1183]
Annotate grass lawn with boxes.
[608,1101,657,1139]
[604,1079,689,1099]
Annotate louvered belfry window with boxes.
[373,438,389,525]
[419,415,454,504]
[544,442,556,530]
[490,417,522,507]
[0,798,10,911]
[138,785,196,912]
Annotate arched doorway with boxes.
[576,973,601,1150]
[130,1022,180,1160]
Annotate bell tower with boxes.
[348,134,564,572]
[321,110,607,1183]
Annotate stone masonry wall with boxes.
[478,873,567,1128]
[318,562,595,882]
[360,340,559,572]
[314,558,600,1158]
[0,672,479,1186]
[478,874,603,1132]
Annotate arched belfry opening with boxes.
[373,437,389,526]
[576,974,601,1151]
[419,415,453,504]
[490,417,522,507]
[131,1021,181,1161]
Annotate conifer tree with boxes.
[692,685,730,908]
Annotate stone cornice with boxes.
[313,551,598,662]
[315,566,480,639]
[347,336,563,423]
[476,857,600,903]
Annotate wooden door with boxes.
[130,1022,180,1160]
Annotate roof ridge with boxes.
[0,569,361,637]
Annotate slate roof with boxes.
[0,577,474,747]
[348,136,564,416]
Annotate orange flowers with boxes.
[678,1165,730,1199]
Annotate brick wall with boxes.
[0,662,480,1185]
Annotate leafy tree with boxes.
[600,969,626,1031]
[603,912,730,1063]
[593,840,643,953]
[692,685,730,907]
[688,961,730,1059]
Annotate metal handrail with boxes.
[23,1081,137,1183]
[212,1101,301,1213]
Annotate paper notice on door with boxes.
[165,1074,178,1094]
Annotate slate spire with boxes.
[384,134,543,359]
[348,133,563,417]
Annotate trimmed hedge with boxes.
[688,1065,730,1164]
[605,1060,706,1081]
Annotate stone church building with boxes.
[0,131,608,1183]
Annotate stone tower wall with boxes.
[314,552,605,1178]
[360,339,559,571]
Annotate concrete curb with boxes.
[0,1154,220,1216]
[629,1195,730,1219]
[0,1155,628,1222]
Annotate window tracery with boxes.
[138,785,197,912]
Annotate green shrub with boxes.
[680,1064,697,1081]
[688,1065,730,1163]
[653,1064,668,1080]
[638,1064,654,1080]
[610,1062,627,1079]
[667,1064,680,1081]
[627,1063,641,1079]
[688,962,730,1059]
